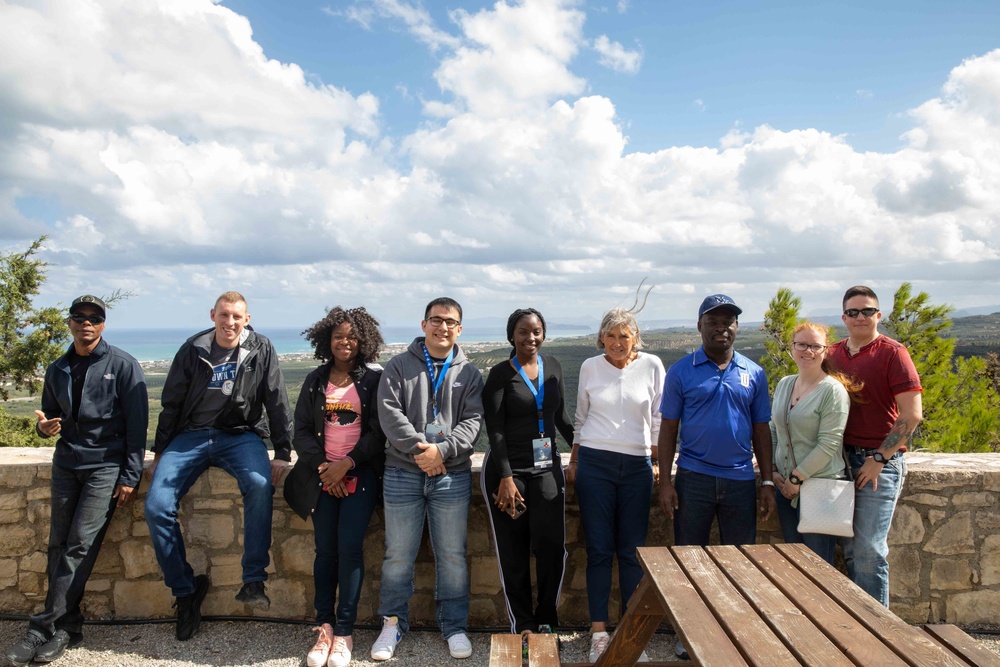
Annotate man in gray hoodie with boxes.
[370,297,484,662]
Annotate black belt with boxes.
[846,446,899,458]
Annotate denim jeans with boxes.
[145,429,274,597]
[574,446,653,623]
[673,467,757,547]
[313,465,378,634]
[30,464,119,638]
[775,492,837,564]
[377,466,471,639]
[841,450,906,606]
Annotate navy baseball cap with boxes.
[698,294,742,318]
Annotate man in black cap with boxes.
[4,295,148,667]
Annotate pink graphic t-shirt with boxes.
[324,382,362,461]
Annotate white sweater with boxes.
[573,352,665,457]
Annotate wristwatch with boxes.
[788,473,803,486]
[872,451,891,464]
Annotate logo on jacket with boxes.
[103,373,115,380]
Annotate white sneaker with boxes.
[328,635,352,667]
[589,631,610,662]
[307,624,333,667]
[638,649,650,662]
[675,638,689,660]
[447,632,473,659]
[371,617,402,661]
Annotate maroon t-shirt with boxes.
[827,334,922,450]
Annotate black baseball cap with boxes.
[69,295,107,319]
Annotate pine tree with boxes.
[759,287,802,394]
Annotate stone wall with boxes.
[1,449,998,627]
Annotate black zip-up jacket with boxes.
[39,338,149,488]
[153,326,292,460]
[283,361,386,519]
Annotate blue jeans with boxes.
[841,450,906,606]
[673,467,757,547]
[377,466,471,639]
[775,492,837,564]
[313,466,378,634]
[574,447,653,623]
[145,429,274,597]
[30,464,119,638]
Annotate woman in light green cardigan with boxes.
[770,322,860,563]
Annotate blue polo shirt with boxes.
[661,348,770,481]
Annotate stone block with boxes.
[92,544,122,575]
[928,510,946,525]
[414,562,435,591]
[85,578,112,592]
[953,493,993,507]
[979,535,1000,586]
[914,470,979,491]
[408,593,435,624]
[470,556,502,595]
[892,601,932,625]
[26,487,50,502]
[188,547,209,577]
[186,513,235,548]
[0,526,35,557]
[902,494,949,507]
[278,534,314,576]
[19,571,44,596]
[132,521,150,537]
[888,505,924,545]
[0,491,26,510]
[259,578,308,619]
[288,514,311,531]
[193,499,232,511]
[209,563,243,587]
[203,587,245,616]
[977,512,1000,532]
[0,466,39,488]
[104,513,132,543]
[113,580,174,618]
[20,550,47,573]
[930,558,973,591]
[271,511,286,531]
[80,592,111,618]
[0,588,29,615]
[924,512,974,555]
[27,501,50,525]
[888,547,922,598]
[206,468,240,494]
[0,508,23,523]
[469,597,501,625]
[0,559,18,587]
[946,590,1000,626]
[120,541,161,579]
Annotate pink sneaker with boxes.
[328,635,353,667]
[307,624,334,667]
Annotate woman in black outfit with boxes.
[283,306,386,667]
[481,308,575,640]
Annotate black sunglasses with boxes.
[69,313,105,325]
[843,307,879,318]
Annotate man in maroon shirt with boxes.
[827,285,922,607]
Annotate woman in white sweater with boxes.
[567,306,665,663]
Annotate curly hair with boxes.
[302,306,384,365]
[506,308,547,346]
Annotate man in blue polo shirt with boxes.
[658,294,776,542]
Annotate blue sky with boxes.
[1,0,999,330]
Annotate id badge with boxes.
[425,421,450,444]
[532,437,553,469]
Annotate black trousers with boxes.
[481,449,567,633]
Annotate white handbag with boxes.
[781,389,855,538]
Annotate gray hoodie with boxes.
[377,337,485,472]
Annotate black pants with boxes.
[481,449,567,633]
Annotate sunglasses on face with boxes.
[844,307,879,318]
[792,342,827,353]
[69,313,105,325]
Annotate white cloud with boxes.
[592,35,643,74]
[2,0,1000,328]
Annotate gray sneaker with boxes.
[235,581,270,610]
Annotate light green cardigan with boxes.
[770,374,850,481]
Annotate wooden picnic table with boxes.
[491,542,1000,667]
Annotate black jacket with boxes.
[283,362,386,519]
[153,326,292,459]
[40,338,149,488]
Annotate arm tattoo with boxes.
[879,419,914,454]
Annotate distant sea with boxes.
[104,327,574,362]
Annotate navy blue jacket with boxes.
[39,338,149,488]
[154,326,293,460]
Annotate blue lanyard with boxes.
[421,344,455,419]
[511,356,545,436]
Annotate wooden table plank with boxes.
[527,633,560,667]
[672,546,800,667]
[922,624,1000,667]
[741,544,907,666]
[706,545,855,667]
[489,633,522,667]
[624,547,749,667]
[595,579,665,667]
[776,543,968,667]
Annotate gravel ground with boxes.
[2,619,999,666]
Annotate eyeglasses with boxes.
[792,342,827,353]
[69,313,105,325]
[844,307,879,318]
[426,316,461,329]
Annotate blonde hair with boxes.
[596,280,653,351]
[214,291,247,310]
[792,321,864,401]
